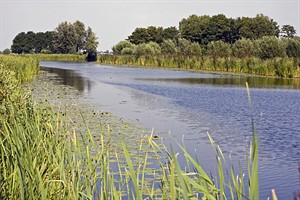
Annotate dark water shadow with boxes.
[41,66,94,92]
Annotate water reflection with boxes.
[41,66,93,92]
[137,76,300,89]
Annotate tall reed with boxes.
[98,54,300,78]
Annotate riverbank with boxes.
[98,54,300,78]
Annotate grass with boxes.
[0,54,263,199]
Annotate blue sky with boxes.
[1,0,299,51]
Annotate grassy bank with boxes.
[98,54,300,78]
[0,55,262,199]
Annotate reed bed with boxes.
[98,55,300,78]
[0,55,263,199]
[23,54,87,62]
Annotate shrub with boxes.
[254,36,285,59]
[232,38,254,58]
[112,40,135,55]
[161,39,178,55]
[188,42,202,56]
[207,40,231,57]
[282,37,300,58]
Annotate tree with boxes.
[161,39,178,55]
[73,20,86,52]
[237,14,280,40]
[204,14,233,43]
[84,27,98,53]
[112,40,134,54]
[254,36,285,59]
[84,27,99,61]
[283,37,300,58]
[146,42,161,55]
[3,48,10,54]
[232,38,254,58]
[188,42,202,56]
[281,25,296,38]
[121,47,134,55]
[179,14,211,44]
[162,26,179,41]
[23,31,36,53]
[134,43,147,57]
[11,31,38,54]
[128,26,164,44]
[207,40,231,57]
[128,28,150,44]
[177,38,191,55]
[52,21,77,54]
[11,32,26,54]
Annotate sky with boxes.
[0,0,299,51]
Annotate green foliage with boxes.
[2,48,11,55]
[254,36,285,59]
[73,20,87,52]
[11,20,98,55]
[179,14,211,44]
[161,26,179,41]
[146,41,161,55]
[188,42,202,56]
[177,38,191,55]
[52,21,77,54]
[134,43,147,57]
[237,14,280,40]
[207,40,231,58]
[112,40,135,55]
[232,38,255,58]
[121,47,134,55]
[281,24,297,38]
[84,27,99,54]
[282,37,300,58]
[161,39,178,55]
[128,26,163,44]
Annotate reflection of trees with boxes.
[41,67,93,92]
[143,77,300,89]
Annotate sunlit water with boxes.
[40,61,300,199]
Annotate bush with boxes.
[112,40,135,55]
[207,40,231,57]
[254,36,285,59]
[121,47,134,55]
[177,38,191,55]
[232,38,254,58]
[283,37,300,58]
[188,42,202,56]
[161,39,178,55]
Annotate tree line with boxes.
[112,14,299,60]
[113,36,300,60]
[10,20,99,60]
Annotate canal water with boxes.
[40,61,300,199]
